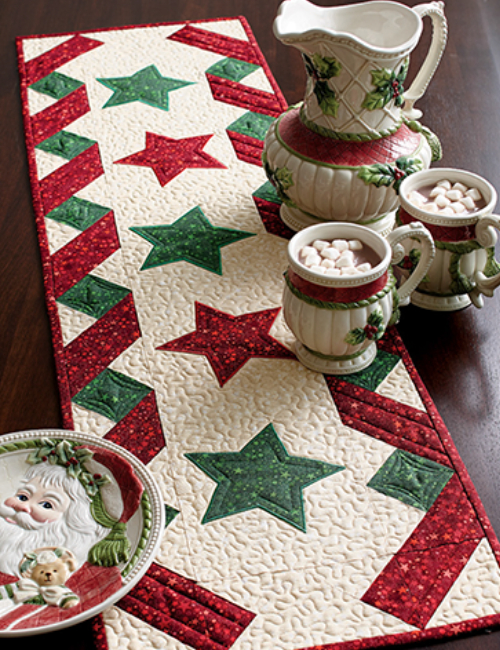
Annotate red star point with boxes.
[115,132,226,186]
[157,302,295,386]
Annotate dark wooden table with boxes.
[1,1,500,649]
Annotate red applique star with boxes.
[157,302,295,386]
[115,132,226,186]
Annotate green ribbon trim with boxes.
[299,104,403,141]
[284,270,396,310]
[122,491,152,578]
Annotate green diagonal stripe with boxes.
[227,111,276,140]
[252,181,282,205]
[72,369,152,422]
[337,349,400,391]
[206,57,259,82]
[45,196,110,231]
[29,71,83,99]
[57,275,131,319]
[36,130,96,160]
[368,449,454,511]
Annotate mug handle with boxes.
[403,2,448,121]
[469,214,500,308]
[387,222,435,305]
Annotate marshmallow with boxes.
[435,194,451,208]
[446,189,463,202]
[324,267,342,277]
[348,239,363,251]
[341,266,360,275]
[429,186,447,198]
[310,264,326,274]
[321,247,341,260]
[332,239,349,251]
[465,187,483,201]
[460,195,476,210]
[304,253,321,267]
[452,182,468,194]
[321,258,336,269]
[436,179,452,189]
[451,201,466,213]
[312,239,330,252]
[357,262,372,273]
[336,256,355,268]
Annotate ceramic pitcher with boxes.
[263,0,447,234]
[283,221,435,374]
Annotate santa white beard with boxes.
[0,503,108,577]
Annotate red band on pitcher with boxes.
[288,268,388,303]
[399,208,477,242]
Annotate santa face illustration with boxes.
[0,463,108,577]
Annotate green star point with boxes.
[130,206,255,274]
[98,65,194,111]
[186,423,344,532]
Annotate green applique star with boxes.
[97,65,194,110]
[130,206,255,274]
[186,423,344,532]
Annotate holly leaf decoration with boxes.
[345,327,367,346]
[303,53,341,117]
[314,81,340,117]
[358,156,423,193]
[357,163,395,188]
[362,59,409,110]
[312,53,342,79]
[345,310,384,346]
[275,166,294,191]
[263,155,295,204]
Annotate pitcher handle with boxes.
[469,214,500,308]
[403,2,448,121]
[387,222,435,305]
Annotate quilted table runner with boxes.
[16,17,500,650]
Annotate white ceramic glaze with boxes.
[274,0,447,132]
[264,120,432,234]
[399,168,500,311]
[263,0,446,233]
[283,222,434,374]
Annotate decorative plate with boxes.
[0,429,164,636]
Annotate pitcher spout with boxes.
[273,0,422,56]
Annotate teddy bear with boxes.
[0,547,80,609]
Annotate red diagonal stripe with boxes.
[146,564,255,628]
[227,131,264,166]
[362,475,485,628]
[39,143,104,214]
[363,540,481,629]
[64,293,141,397]
[169,25,259,64]
[331,390,446,455]
[51,211,120,298]
[117,564,255,650]
[327,377,437,431]
[252,196,294,240]
[105,392,165,464]
[24,34,104,85]
[207,74,283,117]
[31,84,90,145]
[399,474,485,552]
[127,575,243,647]
[338,414,451,467]
[119,595,227,650]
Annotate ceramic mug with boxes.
[283,221,434,374]
[398,168,500,311]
